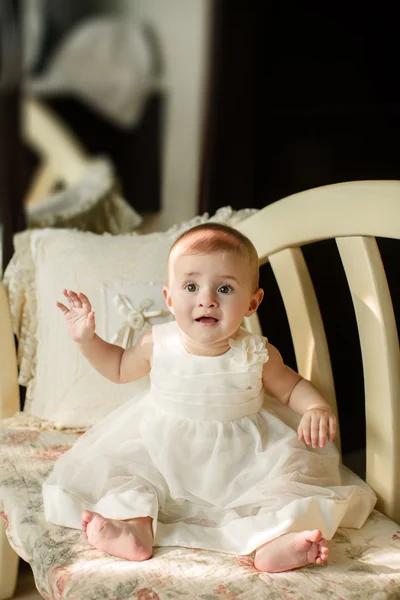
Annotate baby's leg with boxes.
[254,530,329,573]
[82,510,153,561]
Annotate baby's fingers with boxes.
[77,292,92,312]
[308,415,323,448]
[56,301,70,315]
[297,424,305,442]
[298,418,312,446]
[63,289,82,309]
[329,415,337,441]
[318,418,329,448]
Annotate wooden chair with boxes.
[1,180,399,599]
[241,180,400,522]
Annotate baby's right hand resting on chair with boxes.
[57,289,96,343]
[297,407,336,449]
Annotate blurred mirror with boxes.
[21,0,213,231]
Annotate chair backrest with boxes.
[238,180,400,524]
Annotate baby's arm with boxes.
[57,289,152,383]
[262,343,336,448]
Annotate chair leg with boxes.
[0,519,19,600]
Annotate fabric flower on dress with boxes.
[229,335,269,371]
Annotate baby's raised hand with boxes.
[297,407,336,448]
[57,289,96,343]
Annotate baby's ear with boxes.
[162,286,175,314]
[246,288,264,316]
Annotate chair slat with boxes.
[268,248,340,451]
[337,236,400,523]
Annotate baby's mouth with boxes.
[195,317,219,324]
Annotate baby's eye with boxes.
[184,283,198,293]
[218,285,233,294]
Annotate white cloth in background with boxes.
[26,17,161,128]
[43,321,376,555]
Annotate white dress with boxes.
[43,321,376,555]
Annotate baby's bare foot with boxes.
[254,529,329,573]
[81,510,153,561]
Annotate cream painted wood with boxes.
[0,281,19,419]
[22,97,89,206]
[0,523,19,600]
[237,180,400,259]
[337,236,400,524]
[268,248,340,451]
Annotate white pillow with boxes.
[4,207,257,429]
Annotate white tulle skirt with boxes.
[43,389,376,555]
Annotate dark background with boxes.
[201,1,400,465]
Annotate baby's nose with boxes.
[199,291,218,308]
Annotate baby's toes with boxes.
[81,510,95,525]
[81,510,93,538]
[82,521,88,539]
[316,541,329,564]
[87,513,108,539]
[308,543,320,563]
[82,511,108,542]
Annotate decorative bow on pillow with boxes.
[110,294,169,348]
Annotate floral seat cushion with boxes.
[1,421,400,600]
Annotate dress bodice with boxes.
[150,321,269,421]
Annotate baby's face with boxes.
[163,250,263,353]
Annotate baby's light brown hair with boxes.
[168,223,260,290]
